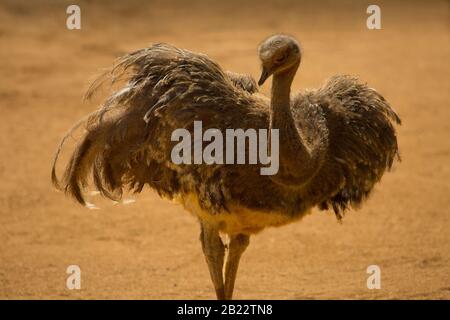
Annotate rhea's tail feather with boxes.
[51,96,153,206]
[52,112,111,205]
[52,46,165,206]
[51,115,89,193]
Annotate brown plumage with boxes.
[52,35,400,299]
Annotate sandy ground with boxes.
[0,0,449,299]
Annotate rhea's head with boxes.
[257,34,302,85]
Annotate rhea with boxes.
[52,34,400,300]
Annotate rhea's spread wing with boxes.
[51,43,265,207]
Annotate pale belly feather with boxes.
[175,193,310,235]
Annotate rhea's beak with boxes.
[258,68,270,86]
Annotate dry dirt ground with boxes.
[0,0,449,299]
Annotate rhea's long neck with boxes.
[269,62,319,186]
[270,65,297,127]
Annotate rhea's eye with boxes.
[275,54,288,63]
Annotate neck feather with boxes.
[270,64,297,117]
[268,61,320,186]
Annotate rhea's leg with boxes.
[199,222,225,300]
[224,233,250,300]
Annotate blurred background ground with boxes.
[0,0,449,299]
